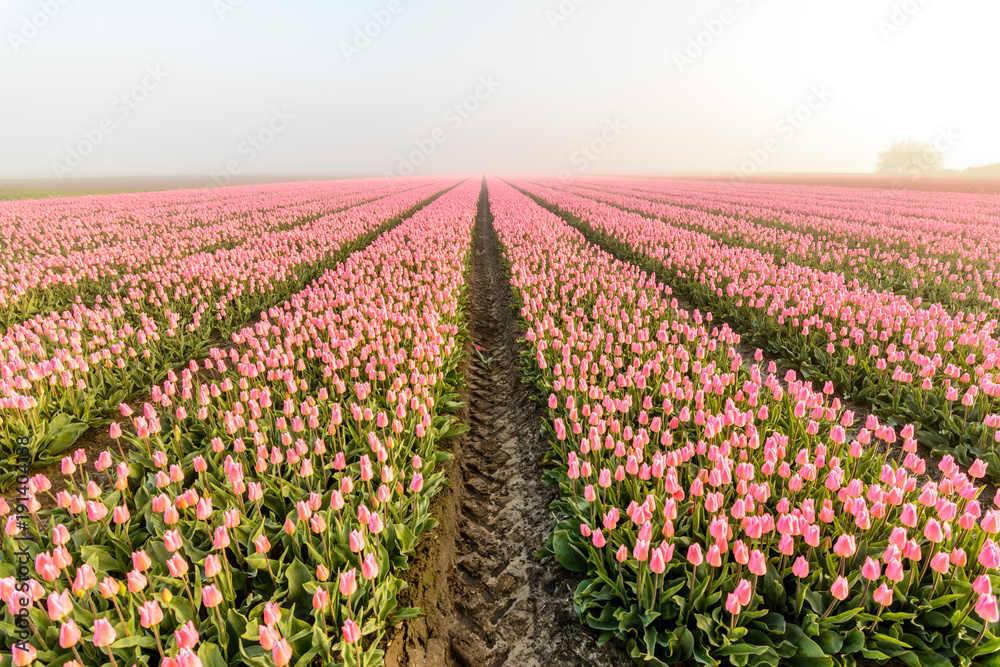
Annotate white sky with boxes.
[0,0,997,180]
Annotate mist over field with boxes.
[2,0,999,183]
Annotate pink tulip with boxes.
[259,626,278,651]
[47,590,72,621]
[349,529,366,552]
[213,526,230,550]
[11,643,36,666]
[175,620,200,649]
[112,505,130,524]
[930,553,950,575]
[833,534,856,558]
[177,647,204,667]
[362,553,380,580]
[873,583,894,606]
[342,618,362,644]
[205,554,222,578]
[687,544,704,566]
[313,587,330,611]
[979,541,1000,569]
[734,579,752,606]
[166,553,189,578]
[99,577,120,599]
[982,512,1000,534]
[410,472,424,493]
[59,619,82,648]
[92,617,117,647]
[272,638,293,666]
[263,601,282,626]
[50,524,70,546]
[125,569,147,594]
[861,557,880,581]
[340,568,358,596]
[72,564,97,595]
[139,600,164,627]
[831,576,849,601]
[885,559,905,582]
[132,550,152,572]
[977,594,1000,623]
[201,584,223,608]
[924,519,944,543]
[164,529,183,552]
[649,546,666,574]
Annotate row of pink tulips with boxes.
[0,179,436,331]
[486,177,1000,666]
[608,176,1000,239]
[543,178,1000,312]
[1,179,402,262]
[511,179,1000,481]
[0,178,482,667]
[0,180,459,474]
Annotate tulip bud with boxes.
[342,619,361,644]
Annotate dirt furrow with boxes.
[385,181,631,667]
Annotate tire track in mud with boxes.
[385,180,632,667]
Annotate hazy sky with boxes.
[1,0,997,181]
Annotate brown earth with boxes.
[384,182,632,667]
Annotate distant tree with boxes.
[875,139,945,176]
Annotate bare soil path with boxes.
[385,182,632,667]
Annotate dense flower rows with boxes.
[487,178,1000,666]
[538,178,1000,312]
[592,176,1000,261]
[0,178,480,667]
[512,179,1000,481]
[0,179,436,329]
[0,180,458,472]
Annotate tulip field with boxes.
[3,175,1000,667]
[511,177,1000,479]
[0,177,456,480]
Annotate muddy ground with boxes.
[384,183,632,667]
